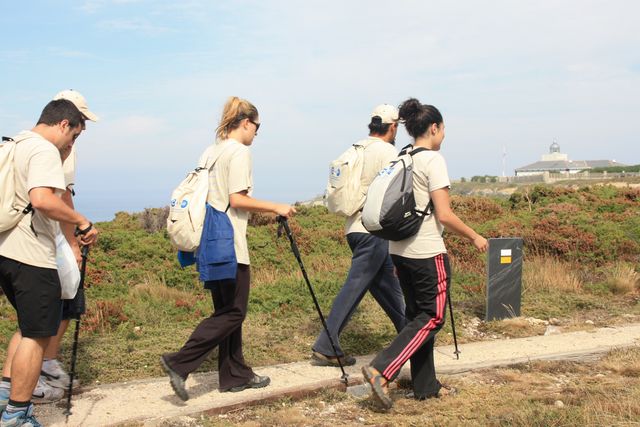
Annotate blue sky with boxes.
[1,0,639,221]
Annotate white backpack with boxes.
[0,136,33,233]
[166,146,228,252]
[325,140,373,217]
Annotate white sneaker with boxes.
[31,377,64,404]
[41,359,79,389]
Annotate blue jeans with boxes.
[312,233,406,357]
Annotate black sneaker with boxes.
[223,374,271,393]
[160,355,188,401]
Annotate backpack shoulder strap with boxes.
[398,144,431,157]
[409,147,430,156]
[200,143,235,170]
[398,143,413,156]
[353,138,376,150]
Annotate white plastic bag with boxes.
[55,233,80,300]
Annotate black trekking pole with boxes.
[447,292,460,359]
[276,216,349,386]
[64,245,89,420]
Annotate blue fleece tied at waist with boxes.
[196,203,237,282]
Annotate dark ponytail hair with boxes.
[398,98,443,139]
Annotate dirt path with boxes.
[36,323,640,426]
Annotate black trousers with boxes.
[164,264,254,390]
[371,253,451,398]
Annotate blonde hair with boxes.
[215,96,259,140]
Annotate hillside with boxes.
[0,184,638,385]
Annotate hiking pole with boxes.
[447,292,460,359]
[276,216,349,386]
[64,245,89,420]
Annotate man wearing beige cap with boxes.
[0,99,98,426]
[312,104,406,366]
[38,90,99,400]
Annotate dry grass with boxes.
[600,347,640,377]
[202,347,640,427]
[486,317,548,338]
[83,300,130,333]
[251,266,300,287]
[130,274,198,306]
[605,262,640,295]
[251,256,349,287]
[523,256,582,293]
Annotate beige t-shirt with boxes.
[199,139,252,265]
[63,145,76,189]
[389,149,450,259]
[345,137,398,234]
[0,131,66,268]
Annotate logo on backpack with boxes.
[361,145,433,241]
[325,140,373,217]
[166,145,229,252]
[0,136,33,233]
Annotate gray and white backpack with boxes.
[361,145,433,241]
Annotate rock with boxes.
[554,400,565,408]
[549,318,561,326]
[544,325,562,336]
[321,406,337,415]
[585,320,595,325]
[525,317,549,326]
[346,383,371,398]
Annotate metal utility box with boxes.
[485,238,523,321]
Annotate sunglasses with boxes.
[249,119,261,133]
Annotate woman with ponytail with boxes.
[161,97,296,400]
[363,98,487,409]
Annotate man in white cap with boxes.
[0,98,98,426]
[38,90,99,401]
[311,104,406,366]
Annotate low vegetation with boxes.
[0,185,637,388]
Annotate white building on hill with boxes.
[514,141,626,177]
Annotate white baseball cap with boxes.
[370,104,399,124]
[53,89,99,122]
